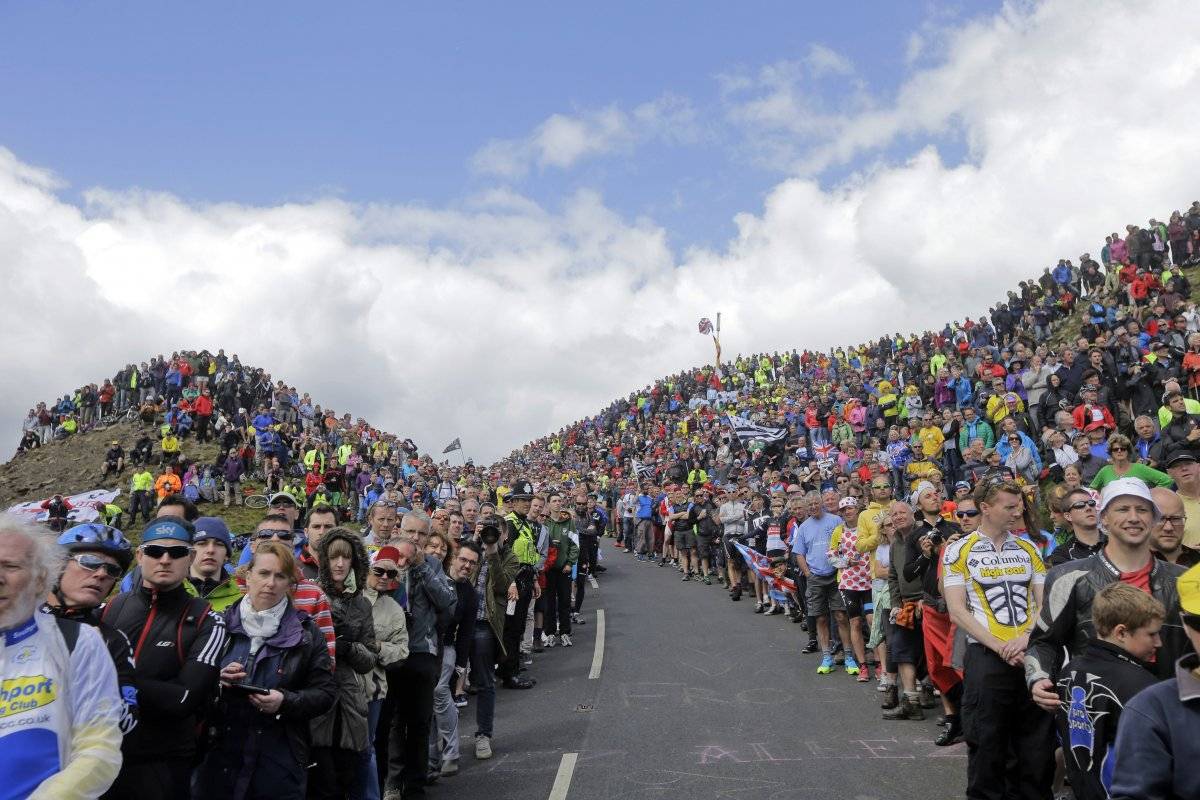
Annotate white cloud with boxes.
[3,0,1200,465]
[470,94,696,178]
[804,43,854,77]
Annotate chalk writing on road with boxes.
[694,737,966,764]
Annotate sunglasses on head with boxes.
[255,529,295,541]
[955,509,980,519]
[1068,499,1098,510]
[70,553,123,578]
[142,544,191,560]
[371,566,399,579]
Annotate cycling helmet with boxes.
[57,523,134,570]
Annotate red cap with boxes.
[374,546,401,565]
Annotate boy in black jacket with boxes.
[1055,582,1163,800]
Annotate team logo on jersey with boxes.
[11,645,36,665]
[0,675,57,717]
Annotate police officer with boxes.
[498,479,538,689]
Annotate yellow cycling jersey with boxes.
[942,531,1045,643]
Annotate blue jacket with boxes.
[995,430,1042,469]
[1110,654,1200,800]
[1053,264,1072,285]
[948,375,974,408]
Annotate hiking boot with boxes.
[882,696,925,721]
[880,684,899,709]
[919,684,937,709]
[816,655,834,674]
[475,735,493,760]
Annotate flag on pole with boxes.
[442,437,462,454]
[726,415,788,445]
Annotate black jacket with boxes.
[101,582,227,761]
[43,602,139,736]
[194,601,336,799]
[1055,639,1157,800]
[1025,550,1187,687]
[1047,532,1107,568]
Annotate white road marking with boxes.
[589,609,606,679]
[549,752,579,800]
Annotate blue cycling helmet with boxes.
[58,523,134,570]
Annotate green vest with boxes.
[505,512,540,566]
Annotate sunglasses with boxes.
[955,510,980,519]
[70,554,123,578]
[371,566,399,579]
[1110,446,1128,453]
[142,544,191,560]
[1068,500,1098,510]
[255,529,295,541]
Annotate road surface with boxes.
[441,540,965,800]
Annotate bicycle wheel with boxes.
[244,494,269,509]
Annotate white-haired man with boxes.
[0,516,124,799]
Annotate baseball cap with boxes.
[954,480,972,492]
[838,496,858,510]
[1099,477,1160,520]
[1165,447,1199,468]
[269,491,299,507]
[1178,563,1200,615]
[193,517,232,551]
[142,517,194,545]
[374,546,401,566]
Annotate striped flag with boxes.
[442,437,462,454]
[631,459,655,481]
[726,415,788,445]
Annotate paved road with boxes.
[441,540,966,800]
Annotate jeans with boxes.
[353,698,382,800]
[636,519,653,554]
[468,626,497,738]
[542,569,573,636]
[384,652,439,793]
[428,647,460,767]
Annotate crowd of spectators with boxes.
[8,202,1200,799]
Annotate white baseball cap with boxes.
[838,496,859,510]
[1099,477,1160,520]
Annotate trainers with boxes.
[857,669,871,683]
[543,634,557,648]
[636,554,645,561]
[453,693,468,708]
[681,573,691,582]
[875,664,885,681]
[816,655,834,674]
[440,758,459,777]
[702,575,712,585]
[572,613,586,625]
[844,657,860,675]
[475,735,493,760]
[560,634,573,647]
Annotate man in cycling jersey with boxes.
[0,516,123,799]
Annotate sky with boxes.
[2,0,1199,464]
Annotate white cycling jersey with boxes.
[0,613,123,800]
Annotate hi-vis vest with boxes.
[505,512,540,566]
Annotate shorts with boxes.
[805,573,845,615]
[888,619,924,666]
[694,535,713,560]
[840,588,872,618]
[673,529,697,551]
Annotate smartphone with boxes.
[223,682,270,695]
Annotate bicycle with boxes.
[242,490,269,509]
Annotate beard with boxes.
[0,591,41,631]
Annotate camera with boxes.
[479,521,502,546]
